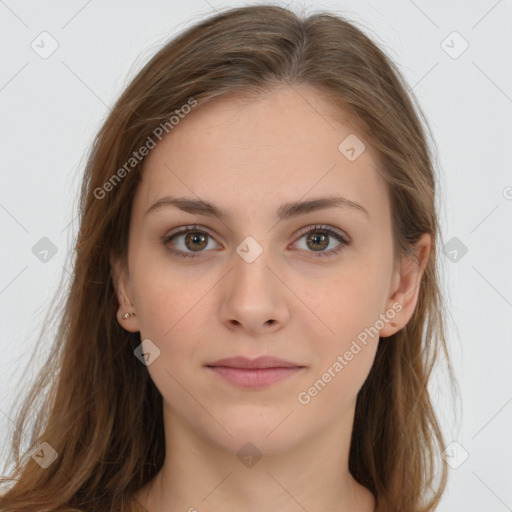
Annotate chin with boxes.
[206,415,306,457]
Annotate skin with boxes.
[111,84,431,512]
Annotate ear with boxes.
[110,252,140,333]
[380,233,431,338]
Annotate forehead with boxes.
[134,85,388,222]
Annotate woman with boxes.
[0,4,452,511]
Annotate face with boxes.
[112,85,428,455]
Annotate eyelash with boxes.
[162,224,350,259]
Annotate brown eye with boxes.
[163,225,219,258]
[294,225,350,258]
[183,232,208,251]
[306,232,329,251]
[163,224,349,260]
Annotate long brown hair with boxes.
[0,5,453,511]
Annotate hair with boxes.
[0,4,453,512]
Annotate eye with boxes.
[292,224,350,257]
[163,224,219,259]
[162,224,350,259]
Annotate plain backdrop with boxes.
[1,1,511,510]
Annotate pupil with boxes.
[309,233,327,251]
[187,232,207,251]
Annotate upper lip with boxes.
[206,356,304,369]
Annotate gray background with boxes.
[1,1,511,510]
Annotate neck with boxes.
[133,402,375,512]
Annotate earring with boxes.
[122,312,136,319]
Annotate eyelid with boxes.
[163,224,220,244]
[293,224,350,245]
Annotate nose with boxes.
[218,243,290,336]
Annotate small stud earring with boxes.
[122,312,136,320]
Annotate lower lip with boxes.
[207,366,304,388]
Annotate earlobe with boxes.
[380,233,431,338]
[110,253,140,333]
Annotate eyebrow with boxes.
[144,195,369,220]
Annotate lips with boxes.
[205,356,306,388]
[206,356,304,369]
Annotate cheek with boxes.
[130,265,212,411]
[296,272,385,410]
[129,259,220,401]
[297,343,378,416]
[296,256,389,392]
[131,252,215,339]
[302,258,390,339]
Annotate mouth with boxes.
[205,356,306,389]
